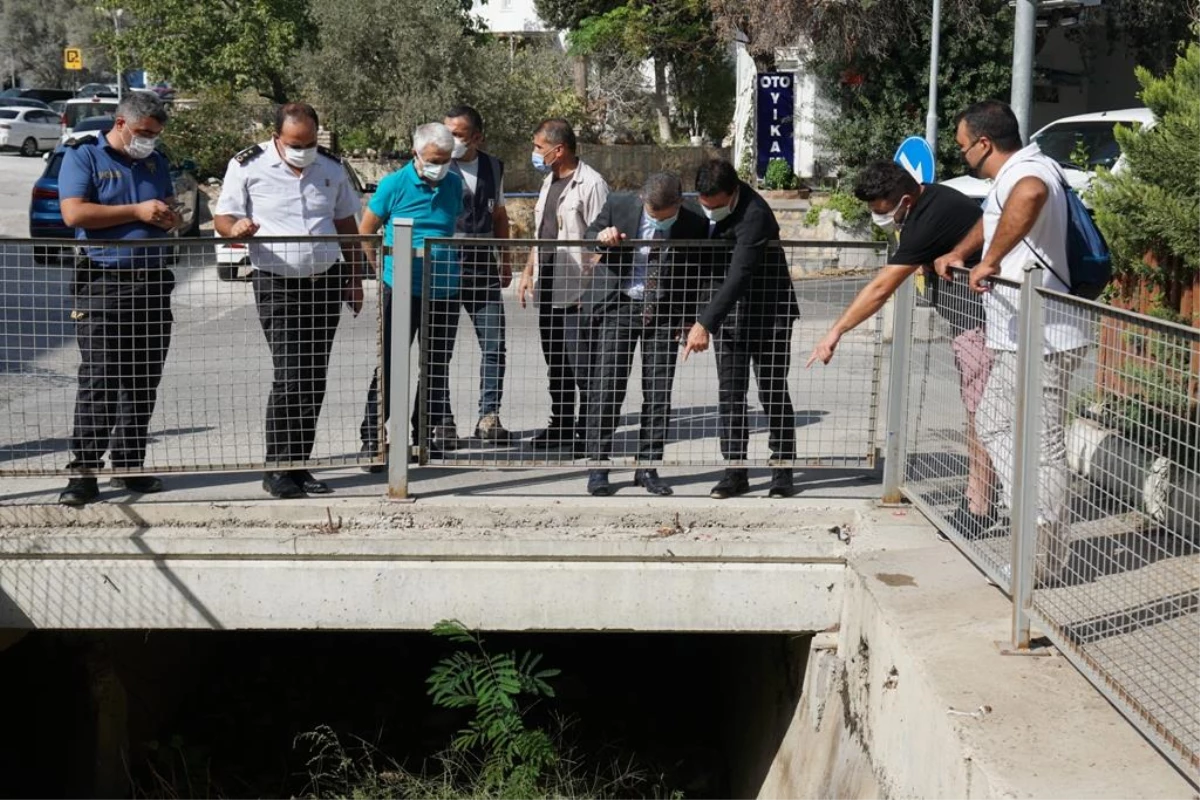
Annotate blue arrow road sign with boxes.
[894,136,936,184]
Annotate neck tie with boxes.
[643,227,664,326]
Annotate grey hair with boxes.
[640,172,683,211]
[116,91,168,125]
[413,122,454,155]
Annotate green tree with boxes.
[2,0,112,88]
[1090,39,1200,312]
[301,0,576,152]
[811,0,1014,182]
[562,0,733,143]
[97,0,317,102]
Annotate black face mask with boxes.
[963,141,991,179]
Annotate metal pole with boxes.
[881,273,916,504]
[1010,266,1045,649]
[924,0,942,155]
[113,11,123,101]
[388,218,415,501]
[1010,0,1037,144]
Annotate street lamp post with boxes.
[1011,0,1037,143]
[97,7,126,100]
[924,0,942,156]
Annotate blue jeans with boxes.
[460,269,506,417]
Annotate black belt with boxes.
[79,260,169,283]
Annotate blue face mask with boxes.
[531,151,552,174]
[649,213,678,232]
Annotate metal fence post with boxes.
[388,218,415,501]
[881,273,916,503]
[1010,265,1045,648]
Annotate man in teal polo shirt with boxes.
[358,122,463,465]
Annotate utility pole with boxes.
[924,0,942,156]
[1010,0,1037,143]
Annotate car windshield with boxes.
[65,102,118,128]
[1033,120,1143,170]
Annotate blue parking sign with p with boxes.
[894,137,936,184]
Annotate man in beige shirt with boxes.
[517,118,610,452]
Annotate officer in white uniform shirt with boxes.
[214,102,364,500]
[935,99,1085,584]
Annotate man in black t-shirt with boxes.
[807,160,997,531]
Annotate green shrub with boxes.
[762,158,798,190]
[803,191,868,227]
[164,93,271,181]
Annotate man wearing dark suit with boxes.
[683,159,801,499]
[582,173,709,497]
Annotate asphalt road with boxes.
[0,150,890,499]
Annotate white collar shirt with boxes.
[215,141,361,277]
[624,211,664,300]
[982,143,1085,353]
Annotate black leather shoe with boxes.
[59,477,99,507]
[292,470,332,495]
[360,442,385,474]
[529,423,573,449]
[587,470,612,496]
[110,476,164,494]
[262,471,304,499]
[767,468,796,498]
[710,469,750,499]
[634,469,673,496]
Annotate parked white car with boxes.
[0,106,63,155]
[940,107,1155,205]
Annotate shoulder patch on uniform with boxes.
[234,144,263,165]
[64,137,89,149]
[316,145,341,163]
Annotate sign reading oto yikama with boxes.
[756,72,795,178]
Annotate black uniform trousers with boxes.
[360,286,460,448]
[69,264,174,470]
[253,266,344,465]
[537,276,590,430]
[586,298,679,462]
[714,314,797,462]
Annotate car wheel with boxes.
[20,138,38,157]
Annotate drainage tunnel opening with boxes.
[0,630,813,799]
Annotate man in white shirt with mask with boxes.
[936,99,1087,584]
[215,102,364,499]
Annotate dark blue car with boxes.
[28,118,200,263]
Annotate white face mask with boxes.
[126,134,157,160]
[283,145,317,169]
[451,137,469,160]
[871,210,897,231]
[702,200,733,223]
[420,159,450,183]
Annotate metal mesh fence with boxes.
[1029,288,1199,777]
[900,264,1199,779]
[901,268,1015,589]
[0,236,385,478]
[413,238,887,469]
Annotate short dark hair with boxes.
[535,118,577,153]
[446,104,484,135]
[116,91,167,125]
[953,100,1022,152]
[853,161,920,204]
[695,159,739,196]
[275,102,319,135]
[641,172,683,211]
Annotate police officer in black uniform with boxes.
[57,91,181,507]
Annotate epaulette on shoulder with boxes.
[316,145,341,163]
[63,137,89,149]
[234,144,264,165]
